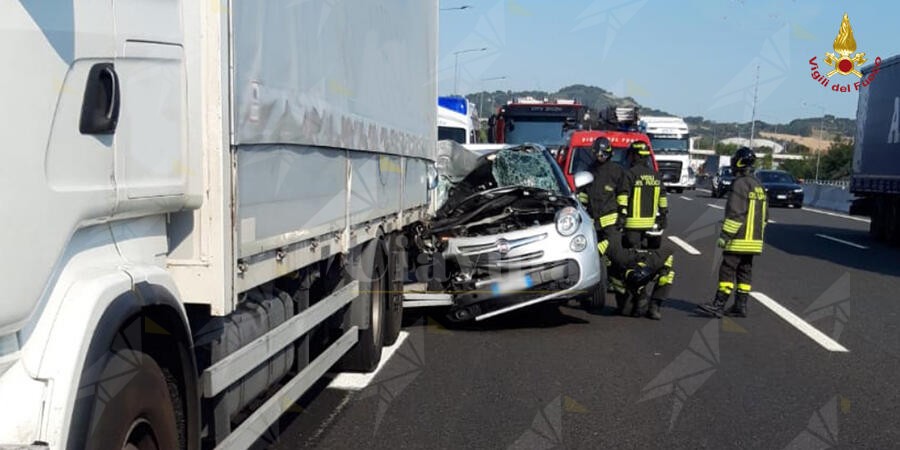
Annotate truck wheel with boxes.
[78,350,181,450]
[383,233,405,346]
[340,242,387,372]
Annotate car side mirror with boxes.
[573,171,594,189]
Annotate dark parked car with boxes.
[712,167,735,198]
[756,170,804,208]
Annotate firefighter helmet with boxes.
[628,141,652,157]
[732,146,757,172]
[592,137,613,160]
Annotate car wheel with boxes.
[580,263,608,314]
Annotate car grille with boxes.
[657,160,682,182]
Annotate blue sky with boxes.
[438,0,899,123]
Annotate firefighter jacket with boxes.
[617,163,668,230]
[578,160,627,230]
[720,173,767,254]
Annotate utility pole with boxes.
[749,64,760,149]
[453,47,487,95]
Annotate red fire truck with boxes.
[488,97,586,146]
[556,107,658,190]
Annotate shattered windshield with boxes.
[490,148,566,194]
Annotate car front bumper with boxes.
[441,216,602,320]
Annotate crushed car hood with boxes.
[431,145,575,236]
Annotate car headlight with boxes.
[723,180,732,185]
[793,188,804,193]
[555,207,581,236]
[569,234,587,252]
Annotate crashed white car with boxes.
[413,142,605,322]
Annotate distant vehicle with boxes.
[489,97,585,146]
[756,170,804,208]
[415,143,605,322]
[556,129,658,191]
[712,166,736,198]
[702,155,732,180]
[641,116,695,193]
[850,55,900,245]
[439,96,479,144]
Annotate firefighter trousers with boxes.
[716,252,753,301]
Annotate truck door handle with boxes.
[79,63,120,134]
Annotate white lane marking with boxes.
[667,236,701,255]
[697,188,712,193]
[815,233,869,249]
[707,203,724,210]
[679,195,693,201]
[803,206,871,223]
[750,292,849,352]
[767,219,777,224]
[328,331,409,390]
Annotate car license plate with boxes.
[777,194,787,199]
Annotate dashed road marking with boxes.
[750,292,849,353]
[697,188,712,194]
[328,331,410,390]
[668,236,701,255]
[707,204,724,210]
[679,196,693,201]
[815,233,869,250]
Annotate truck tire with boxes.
[340,241,387,372]
[78,350,181,450]
[383,233,405,346]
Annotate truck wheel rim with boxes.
[122,418,161,450]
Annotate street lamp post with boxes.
[801,101,827,182]
[453,47,487,95]
[478,76,507,116]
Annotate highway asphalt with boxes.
[260,189,900,449]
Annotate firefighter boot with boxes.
[646,298,662,320]
[727,293,748,318]
[632,288,650,318]
[696,292,729,318]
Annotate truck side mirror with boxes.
[573,171,594,189]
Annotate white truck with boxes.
[438,96,479,144]
[0,1,437,448]
[641,116,695,192]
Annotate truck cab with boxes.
[438,96,478,144]
[641,116,694,193]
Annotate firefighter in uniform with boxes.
[697,147,767,318]
[577,137,627,233]
[618,141,668,249]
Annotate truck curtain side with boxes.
[851,55,900,245]
[0,1,437,448]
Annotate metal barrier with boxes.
[801,183,854,212]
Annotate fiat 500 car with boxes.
[417,142,603,322]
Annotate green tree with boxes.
[819,137,853,180]
[780,158,815,180]
[715,142,739,156]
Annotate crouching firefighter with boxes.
[598,229,675,320]
[697,147,767,318]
